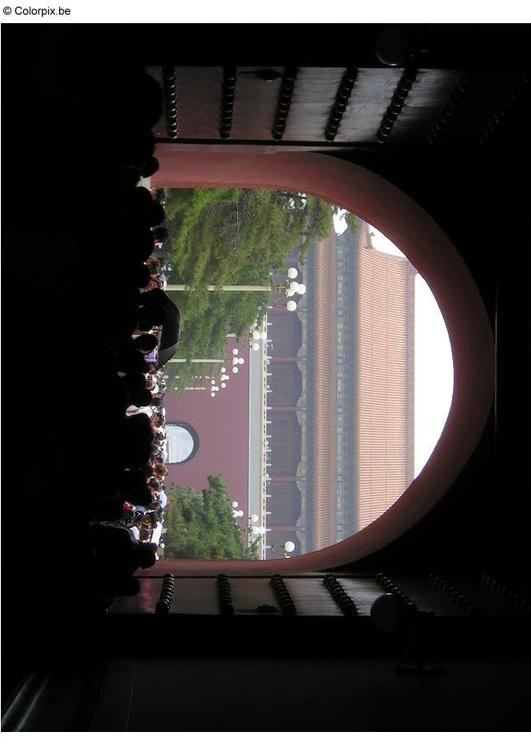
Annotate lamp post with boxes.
[166,285,272,292]
[265,540,296,558]
[244,518,267,554]
[168,268,306,406]
[168,270,305,392]
[272,266,306,312]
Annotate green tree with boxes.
[164,187,335,394]
[344,212,359,232]
[163,475,258,560]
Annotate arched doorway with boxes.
[165,421,200,465]
[150,148,494,574]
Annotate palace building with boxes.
[264,222,415,557]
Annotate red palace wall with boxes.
[164,339,250,523]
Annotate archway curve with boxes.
[165,421,200,465]
[151,147,494,575]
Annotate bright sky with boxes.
[334,213,454,478]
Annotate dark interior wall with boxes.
[135,24,531,69]
[3,26,528,574]
[25,653,531,731]
[331,143,530,574]
[2,24,530,730]
[2,25,528,578]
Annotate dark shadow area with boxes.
[2,23,530,731]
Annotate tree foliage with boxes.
[164,188,335,394]
[344,212,360,232]
[166,188,333,287]
[163,476,258,559]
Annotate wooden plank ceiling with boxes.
[148,64,528,147]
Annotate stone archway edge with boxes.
[151,147,494,575]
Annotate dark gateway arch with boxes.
[2,24,530,732]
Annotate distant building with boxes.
[264,222,415,557]
[163,222,415,559]
[355,227,415,530]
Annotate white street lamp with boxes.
[238,357,245,365]
[296,283,307,295]
[221,367,226,373]
[232,501,239,508]
[260,331,267,340]
[232,367,239,373]
[252,330,261,340]
[232,348,239,355]
[267,540,296,558]
[221,382,227,388]
[251,514,259,523]
[287,281,299,297]
[286,300,297,312]
[252,342,260,351]
[287,267,298,279]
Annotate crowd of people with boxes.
[55,70,180,609]
[87,235,176,604]
[90,327,172,606]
